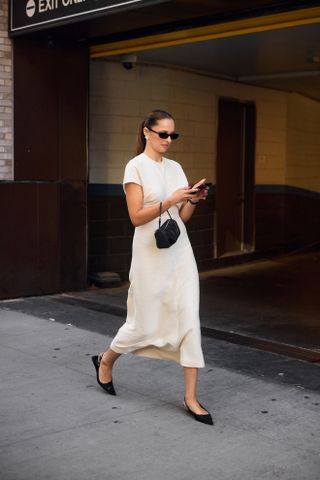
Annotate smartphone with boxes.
[189,182,210,194]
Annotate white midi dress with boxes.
[110,153,205,368]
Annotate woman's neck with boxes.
[144,146,162,162]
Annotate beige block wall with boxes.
[0,2,13,181]
[89,61,287,185]
[286,93,320,193]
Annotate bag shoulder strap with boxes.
[158,202,172,227]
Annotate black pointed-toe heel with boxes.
[91,355,116,396]
[183,398,213,425]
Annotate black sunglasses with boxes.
[148,127,179,140]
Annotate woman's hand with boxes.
[179,178,209,223]
[167,185,199,206]
[188,178,209,202]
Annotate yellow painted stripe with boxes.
[90,6,320,58]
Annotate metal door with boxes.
[216,98,255,257]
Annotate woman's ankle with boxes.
[100,353,110,367]
[184,395,197,404]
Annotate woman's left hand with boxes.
[189,178,209,201]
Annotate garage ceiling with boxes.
[41,0,320,100]
[132,22,320,100]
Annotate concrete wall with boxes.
[286,93,320,193]
[0,2,13,181]
[89,60,287,187]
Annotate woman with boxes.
[92,110,213,425]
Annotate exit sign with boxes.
[10,0,169,35]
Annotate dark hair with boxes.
[136,109,174,155]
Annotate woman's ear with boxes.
[143,127,149,140]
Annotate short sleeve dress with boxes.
[110,153,205,368]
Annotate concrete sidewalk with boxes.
[0,300,319,480]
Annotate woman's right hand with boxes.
[167,186,199,206]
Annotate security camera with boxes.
[120,54,137,70]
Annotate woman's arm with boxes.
[125,182,198,227]
[179,179,209,223]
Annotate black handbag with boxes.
[154,203,180,249]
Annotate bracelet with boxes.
[188,199,199,205]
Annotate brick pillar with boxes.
[0,2,13,180]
